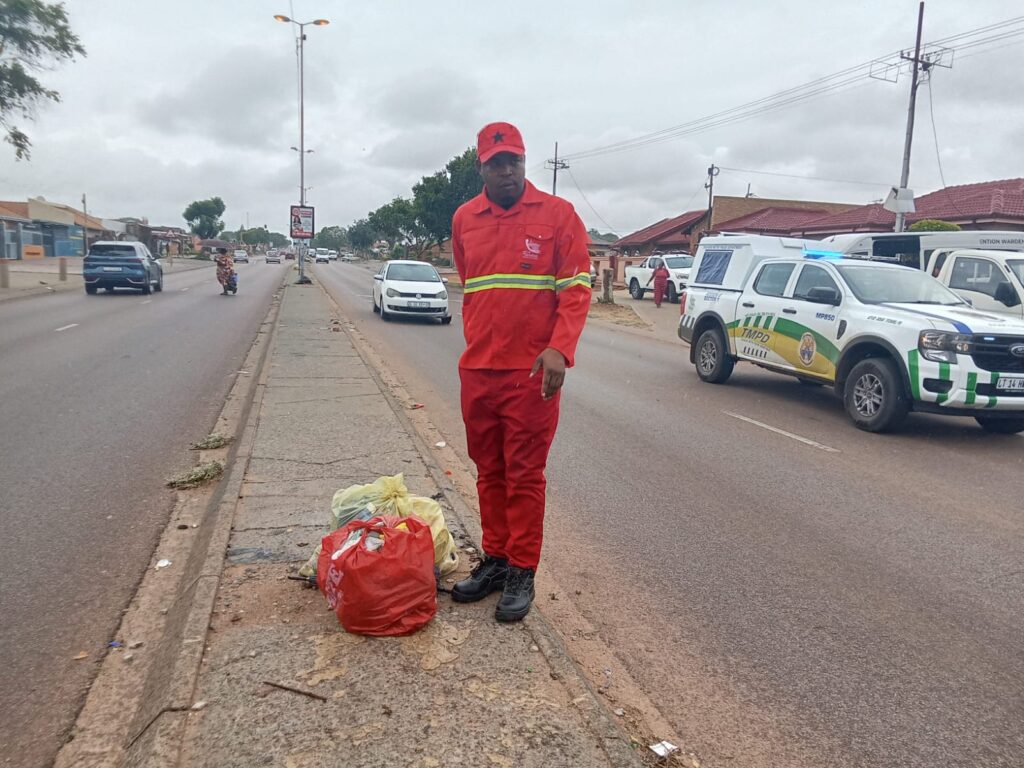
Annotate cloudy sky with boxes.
[3,0,1022,237]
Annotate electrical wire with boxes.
[925,77,967,218]
[565,168,619,233]
[718,166,890,187]
[560,16,1024,163]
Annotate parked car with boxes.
[626,253,694,302]
[265,250,281,264]
[84,241,163,295]
[372,260,451,324]
[233,249,250,264]
[341,254,358,262]
[679,234,1024,434]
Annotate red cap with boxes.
[477,122,525,164]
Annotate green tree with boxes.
[909,219,961,232]
[347,219,376,252]
[312,225,348,251]
[267,230,289,248]
[0,0,85,160]
[183,197,226,240]
[368,197,427,255]
[412,147,480,254]
[587,228,618,242]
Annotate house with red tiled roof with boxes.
[794,178,1024,237]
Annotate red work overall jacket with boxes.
[452,180,592,370]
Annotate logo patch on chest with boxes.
[522,237,542,260]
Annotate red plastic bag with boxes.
[317,515,437,636]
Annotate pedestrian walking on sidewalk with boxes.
[648,262,670,307]
[449,121,591,622]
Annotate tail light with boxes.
[680,291,687,315]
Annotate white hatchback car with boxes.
[373,260,451,324]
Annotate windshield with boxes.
[836,264,966,305]
[664,256,694,269]
[1008,260,1024,285]
[387,263,440,282]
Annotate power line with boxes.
[565,167,618,233]
[717,166,890,187]
[560,15,1024,163]
[925,76,967,218]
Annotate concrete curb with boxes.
[123,283,285,767]
[316,281,645,768]
[52,273,288,768]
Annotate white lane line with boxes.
[723,411,840,453]
[141,299,152,305]
[54,323,79,332]
[181,287,190,292]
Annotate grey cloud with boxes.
[372,68,485,129]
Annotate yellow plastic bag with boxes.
[299,474,458,577]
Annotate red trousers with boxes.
[459,368,560,570]
[653,277,668,307]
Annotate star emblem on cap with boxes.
[492,131,505,144]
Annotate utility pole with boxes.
[81,193,89,256]
[895,1,926,233]
[704,164,720,236]
[546,142,569,196]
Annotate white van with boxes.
[823,230,1024,270]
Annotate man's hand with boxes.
[530,347,567,400]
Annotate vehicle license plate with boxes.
[409,301,429,308]
[995,377,1024,392]
[102,266,122,272]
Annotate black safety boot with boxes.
[451,555,509,603]
[495,566,535,622]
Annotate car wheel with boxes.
[380,302,390,321]
[844,357,909,432]
[441,315,453,325]
[85,284,98,295]
[140,275,152,295]
[694,328,734,384]
[154,272,163,292]
[629,279,644,300]
[974,415,1024,434]
[372,294,379,313]
[667,283,678,304]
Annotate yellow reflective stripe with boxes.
[556,272,591,291]
[464,272,556,294]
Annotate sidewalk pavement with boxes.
[146,281,639,767]
[0,256,211,303]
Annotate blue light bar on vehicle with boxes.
[802,248,843,260]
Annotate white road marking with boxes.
[181,287,190,292]
[723,411,840,453]
[54,323,79,332]
[141,299,152,305]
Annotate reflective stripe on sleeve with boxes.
[555,272,592,291]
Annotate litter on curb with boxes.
[649,740,679,758]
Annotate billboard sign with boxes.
[290,205,314,240]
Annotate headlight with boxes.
[386,287,399,298]
[438,290,448,300]
[918,330,972,363]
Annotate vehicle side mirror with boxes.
[994,281,1021,307]
[374,274,383,281]
[442,277,449,284]
[806,286,841,305]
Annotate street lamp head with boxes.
[313,19,330,25]
[273,14,291,22]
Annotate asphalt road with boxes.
[0,260,286,767]
[314,261,1024,768]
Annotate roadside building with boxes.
[793,178,1024,237]
[0,197,110,259]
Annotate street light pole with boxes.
[275,14,329,283]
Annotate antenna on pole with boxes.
[546,142,569,195]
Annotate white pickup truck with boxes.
[920,248,1024,319]
[678,235,1024,433]
[625,253,694,303]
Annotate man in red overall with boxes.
[450,121,591,622]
